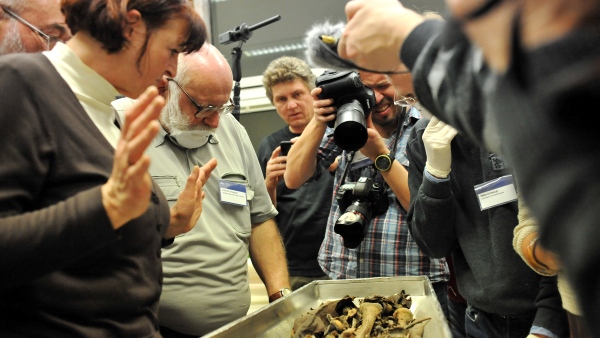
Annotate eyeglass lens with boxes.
[167,78,233,117]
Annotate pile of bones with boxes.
[291,290,431,338]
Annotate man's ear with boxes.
[123,9,143,38]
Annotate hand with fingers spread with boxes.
[165,158,218,239]
[101,86,164,230]
[422,117,458,178]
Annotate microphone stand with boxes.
[219,15,281,121]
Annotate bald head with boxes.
[177,44,233,100]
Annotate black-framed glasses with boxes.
[1,5,63,51]
[167,78,234,118]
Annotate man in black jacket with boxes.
[407,117,568,337]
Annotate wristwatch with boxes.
[268,287,292,303]
[374,152,395,171]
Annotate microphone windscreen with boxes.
[304,21,350,71]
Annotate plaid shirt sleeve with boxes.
[309,128,342,182]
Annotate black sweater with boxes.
[407,118,567,334]
[403,19,600,335]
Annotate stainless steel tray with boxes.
[203,276,451,337]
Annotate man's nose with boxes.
[162,74,172,84]
[374,91,385,104]
[287,99,298,110]
[203,111,220,129]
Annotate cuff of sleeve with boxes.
[530,326,560,338]
[421,169,452,199]
[425,162,451,179]
[402,20,444,70]
[424,168,450,183]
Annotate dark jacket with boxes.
[407,118,567,334]
[0,53,170,337]
[402,19,600,335]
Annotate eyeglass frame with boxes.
[393,92,417,108]
[1,5,63,51]
[167,78,234,118]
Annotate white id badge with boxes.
[219,180,247,206]
[474,175,517,210]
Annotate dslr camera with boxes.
[315,70,376,151]
[334,177,389,248]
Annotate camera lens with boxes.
[334,200,371,248]
[334,211,366,249]
[333,100,368,151]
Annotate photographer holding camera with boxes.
[285,67,449,307]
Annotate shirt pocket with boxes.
[221,172,254,201]
[153,175,183,202]
[221,172,253,235]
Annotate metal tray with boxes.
[203,276,451,337]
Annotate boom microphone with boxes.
[304,21,352,71]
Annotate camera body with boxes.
[316,70,376,151]
[334,177,389,248]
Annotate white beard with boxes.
[0,22,25,55]
[160,87,215,149]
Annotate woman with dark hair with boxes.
[0,0,213,336]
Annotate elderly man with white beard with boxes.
[113,44,290,337]
[0,0,71,55]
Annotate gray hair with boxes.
[1,0,26,13]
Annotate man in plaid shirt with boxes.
[285,68,449,310]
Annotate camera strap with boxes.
[389,110,403,158]
[338,107,404,189]
[338,151,356,187]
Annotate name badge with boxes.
[474,175,517,210]
[219,180,247,206]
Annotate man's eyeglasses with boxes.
[167,78,234,118]
[1,5,63,51]
[394,92,417,107]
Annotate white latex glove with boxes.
[422,117,458,178]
